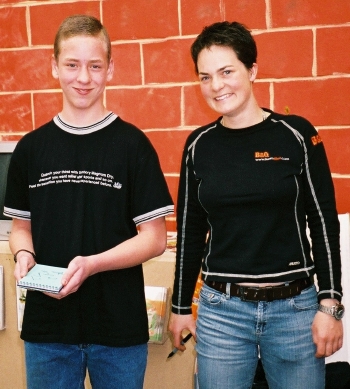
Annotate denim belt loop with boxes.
[225,282,231,299]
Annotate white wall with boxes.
[326,214,350,364]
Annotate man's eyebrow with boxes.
[62,58,104,62]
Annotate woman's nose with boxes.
[211,76,224,91]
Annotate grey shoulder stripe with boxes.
[176,124,216,307]
[271,118,304,145]
[272,118,335,290]
[177,164,189,308]
[292,176,309,271]
[197,183,212,276]
[187,124,217,168]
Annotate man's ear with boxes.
[106,58,114,82]
[249,63,258,82]
[51,55,59,79]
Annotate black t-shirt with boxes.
[172,110,341,314]
[5,113,174,346]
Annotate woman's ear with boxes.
[249,63,258,82]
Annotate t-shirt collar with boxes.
[53,112,118,135]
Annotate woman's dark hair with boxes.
[190,21,257,74]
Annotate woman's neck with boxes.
[221,99,269,129]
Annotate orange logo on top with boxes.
[255,151,289,162]
[311,135,322,145]
[255,151,269,158]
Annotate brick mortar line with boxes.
[143,127,197,132]
[1,0,350,34]
[2,123,349,138]
[0,0,99,9]
[332,174,350,179]
[317,126,350,130]
[0,126,197,136]
[1,74,350,97]
[1,24,350,51]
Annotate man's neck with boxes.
[58,106,110,127]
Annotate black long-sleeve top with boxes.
[172,110,342,315]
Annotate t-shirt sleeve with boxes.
[131,133,174,225]
[3,139,31,220]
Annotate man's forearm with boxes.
[87,217,167,275]
[9,218,34,257]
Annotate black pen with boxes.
[167,333,193,359]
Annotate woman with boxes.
[169,21,344,389]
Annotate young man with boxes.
[4,15,173,389]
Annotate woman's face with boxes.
[197,45,257,118]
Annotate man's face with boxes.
[51,34,113,115]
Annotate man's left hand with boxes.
[45,256,93,299]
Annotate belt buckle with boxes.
[239,286,259,302]
[239,286,275,302]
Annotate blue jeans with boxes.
[24,342,148,389]
[196,283,325,389]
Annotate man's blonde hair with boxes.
[54,15,111,62]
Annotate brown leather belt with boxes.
[205,277,313,302]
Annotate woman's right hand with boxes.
[168,313,197,350]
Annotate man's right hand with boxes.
[10,219,36,281]
[14,252,36,281]
[168,313,196,351]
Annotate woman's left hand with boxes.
[312,301,343,358]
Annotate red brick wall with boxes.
[1,0,350,230]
